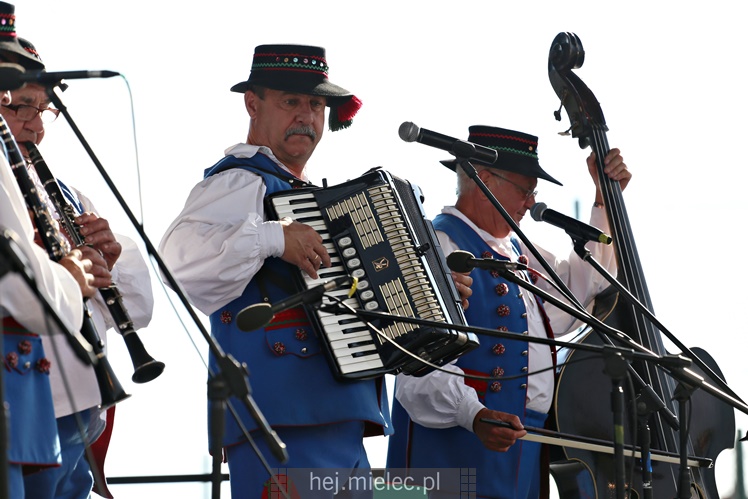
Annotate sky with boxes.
[11,0,748,497]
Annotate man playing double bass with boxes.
[387,125,631,499]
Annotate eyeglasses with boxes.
[2,103,61,124]
[486,171,538,200]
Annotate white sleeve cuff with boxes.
[260,220,286,259]
[456,391,485,433]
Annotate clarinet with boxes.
[25,141,165,384]
[0,114,130,409]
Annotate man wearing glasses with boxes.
[0,38,154,499]
[387,125,631,499]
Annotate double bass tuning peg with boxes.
[554,100,564,122]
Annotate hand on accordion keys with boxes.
[236,275,355,332]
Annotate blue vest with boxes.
[204,154,391,448]
[387,214,551,497]
[2,318,61,468]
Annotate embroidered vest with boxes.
[387,214,552,496]
[2,317,60,467]
[204,154,391,447]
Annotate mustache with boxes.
[285,125,317,141]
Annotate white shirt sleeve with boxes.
[158,168,286,315]
[528,205,617,336]
[0,159,83,334]
[393,230,484,432]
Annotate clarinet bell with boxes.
[123,332,165,384]
[95,354,132,410]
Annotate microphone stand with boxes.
[571,241,746,406]
[43,84,289,499]
[319,296,706,499]
[453,157,582,308]
[488,258,748,414]
[453,157,682,425]
[571,240,748,498]
[451,155,685,496]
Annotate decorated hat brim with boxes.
[441,156,563,186]
[230,76,353,106]
[0,40,44,70]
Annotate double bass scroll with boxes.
[547,32,736,499]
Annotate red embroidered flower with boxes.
[295,328,308,341]
[496,326,509,332]
[492,343,506,355]
[273,342,286,355]
[36,358,51,374]
[481,251,493,259]
[490,269,501,278]
[220,310,232,324]
[491,367,505,378]
[495,283,509,296]
[490,381,502,392]
[518,254,529,265]
[6,352,18,369]
[496,304,510,317]
[17,340,32,355]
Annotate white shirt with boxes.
[159,143,302,315]
[0,156,83,335]
[395,204,616,431]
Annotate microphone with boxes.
[236,275,353,332]
[0,63,120,90]
[399,121,498,165]
[530,202,612,245]
[446,250,526,274]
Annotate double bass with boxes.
[546,32,737,498]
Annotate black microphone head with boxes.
[446,250,475,273]
[236,303,274,332]
[530,202,548,222]
[398,121,419,142]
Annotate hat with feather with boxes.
[231,44,361,132]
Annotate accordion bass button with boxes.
[343,247,357,258]
[365,301,379,311]
[361,290,375,300]
[347,258,361,268]
[339,236,353,247]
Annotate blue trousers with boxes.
[23,409,96,499]
[226,421,373,498]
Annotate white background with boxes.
[13,1,747,497]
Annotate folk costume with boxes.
[387,127,616,498]
[4,36,154,499]
[159,45,390,498]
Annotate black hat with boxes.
[442,125,562,186]
[0,2,44,70]
[231,44,361,132]
[18,37,43,68]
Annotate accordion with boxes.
[266,167,478,380]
